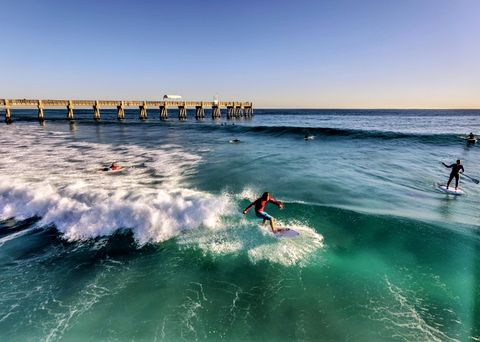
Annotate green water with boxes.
[1,110,479,341]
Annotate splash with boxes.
[177,217,324,266]
[0,125,232,245]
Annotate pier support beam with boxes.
[227,106,234,119]
[139,101,147,120]
[117,101,125,120]
[195,105,205,120]
[212,106,221,120]
[178,104,187,120]
[160,105,168,120]
[244,106,253,117]
[67,100,74,120]
[93,101,100,121]
[37,100,45,122]
[235,106,241,118]
[4,99,12,124]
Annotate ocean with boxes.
[1,109,479,341]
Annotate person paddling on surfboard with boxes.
[442,159,464,190]
[243,192,284,233]
[102,162,124,172]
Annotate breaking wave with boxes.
[0,125,232,245]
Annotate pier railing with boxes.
[0,99,253,123]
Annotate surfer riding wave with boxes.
[243,192,284,233]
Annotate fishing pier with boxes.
[0,99,253,124]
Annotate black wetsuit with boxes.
[445,163,464,188]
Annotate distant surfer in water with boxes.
[103,162,123,172]
[442,159,464,190]
[467,132,476,143]
[243,192,284,232]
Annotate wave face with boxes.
[8,108,480,138]
[0,125,232,245]
[199,124,463,143]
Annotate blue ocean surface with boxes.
[1,109,480,341]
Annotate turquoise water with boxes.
[1,109,480,341]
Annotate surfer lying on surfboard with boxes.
[442,159,464,190]
[243,192,284,233]
[102,162,125,172]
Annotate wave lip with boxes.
[197,123,462,144]
[0,179,232,246]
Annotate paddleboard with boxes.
[467,138,477,143]
[438,184,464,196]
[274,228,300,238]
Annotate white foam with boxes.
[247,220,324,266]
[0,125,232,245]
[177,217,324,266]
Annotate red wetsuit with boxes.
[244,197,281,213]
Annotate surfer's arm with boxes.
[243,202,255,214]
[442,162,452,168]
[269,198,284,209]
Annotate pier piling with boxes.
[243,106,253,117]
[212,105,221,120]
[160,104,168,120]
[227,105,233,119]
[195,104,205,120]
[93,101,100,121]
[139,101,147,120]
[178,103,187,120]
[117,101,125,120]
[67,100,74,120]
[4,99,12,124]
[37,100,45,122]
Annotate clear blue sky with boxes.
[1,0,479,108]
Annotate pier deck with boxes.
[0,98,253,123]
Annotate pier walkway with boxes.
[0,99,253,123]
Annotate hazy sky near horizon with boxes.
[1,0,479,108]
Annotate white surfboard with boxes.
[438,185,464,196]
[274,228,300,238]
[107,168,127,173]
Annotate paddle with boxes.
[463,174,480,184]
[441,162,479,184]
